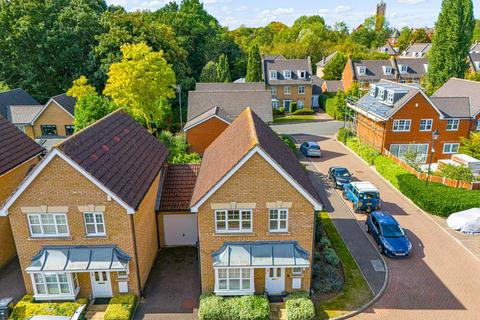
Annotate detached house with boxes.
[190,108,322,296]
[0,109,169,301]
[0,116,45,268]
[400,43,431,58]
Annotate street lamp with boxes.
[425,129,440,186]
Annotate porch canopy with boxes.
[212,241,310,268]
[26,245,130,273]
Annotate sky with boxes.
[106,0,478,30]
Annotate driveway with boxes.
[0,258,25,303]
[272,121,480,319]
[134,247,200,320]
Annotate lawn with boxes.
[273,115,317,123]
[315,212,373,319]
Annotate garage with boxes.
[163,214,198,246]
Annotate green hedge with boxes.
[9,295,83,320]
[292,109,315,115]
[336,127,352,144]
[280,134,297,153]
[324,94,338,119]
[345,137,380,165]
[285,292,315,320]
[104,294,137,320]
[198,294,269,320]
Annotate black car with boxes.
[328,166,353,189]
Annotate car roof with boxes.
[331,166,348,171]
[351,181,379,192]
[305,141,319,145]
[372,211,398,224]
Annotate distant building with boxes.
[388,29,400,46]
[378,43,399,56]
[401,43,431,58]
[315,51,338,78]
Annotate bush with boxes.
[323,247,340,267]
[158,130,201,164]
[291,101,298,113]
[280,135,297,153]
[10,295,82,320]
[324,94,338,119]
[439,164,475,183]
[345,137,380,165]
[104,294,137,320]
[285,292,315,320]
[313,264,344,294]
[336,128,352,144]
[319,237,331,248]
[273,107,285,116]
[198,294,269,320]
[292,109,315,115]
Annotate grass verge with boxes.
[315,212,373,319]
[273,115,317,123]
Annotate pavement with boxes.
[0,258,25,303]
[273,118,480,320]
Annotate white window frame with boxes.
[443,143,460,154]
[378,88,385,100]
[392,119,411,132]
[383,66,392,75]
[31,272,78,300]
[297,70,306,79]
[298,85,305,94]
[369,86,376,96]
[419,119,433,131]
[476,119,480,131]
[283,70,292,79]
[284,86,291,95]
[269,70,277,80]
[272,99,280,109]
[357,66,366,75]
[297,100,304,109]
[270,86,277,95]
[399,64,408,74]
[390,144,429,163]
[292,267,303,276]
[215,209,252,233]
[16,125,26,133]
[27,213,69,237]
[215,268,254,295]
[269,209,288,233]
[386,91,394,104]
[446,119,459,131]
[83,212,106,237]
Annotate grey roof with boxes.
[7,105,43,124]
[394,58,428,80]
[312,75,324,95]
[433,78,480,116]
[263,56,312,85]
[27,245,130,272]
[263,54,286,61]
[378,43,398,56]
[187,90,272,122]
[401,43,431,58]
[322,80,344,93]
[184,106,232,130]
[469,53,480,72]
[352,60,397,81]
[195,82,265,91]
[316,51,338,67]
[51,93,76,116]
[212,241,310,267]
[391,29,400,37]
[0,88,40,119]
[429,97,471,118]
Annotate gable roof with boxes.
[469,52,480,72]
[429,97,471,118]
[0,116,45,176]
[190,108,322,211]
[263,56,313,85]
[394,58,428,79]
[432,78,480,116]
[471,42,480,53]
[316,51,338,67]
[156,164,201,212]
[0,89,40,119]
[195,82,265,91]
[401,43,431,58]
[184,106,232,131]
[322,80,344,93]
[7,105,43,124]
[377,43,398,56]
[352,60,397,81]
[51,93,76,116]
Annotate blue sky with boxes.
[106,0,478,30]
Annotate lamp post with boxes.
[176,84,183,128]
[425,129,440,186]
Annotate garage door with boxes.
[163,214,198,246]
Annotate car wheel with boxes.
[378,243,384,254]
[365,223,370,233]
[353,203,358,213]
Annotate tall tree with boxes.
[427,0,475,92]
[0,81,10,93]
[246,44,262,82]
[322,53,347,80]
[397,27,412,51]
[473,20,480,43]
[103,43,176,133]
[216,54,231,83]
[67,76,97,99]
[0,0,107,101]
[411,28,430,43]
[200,61,218,82]
[74,94,117,131]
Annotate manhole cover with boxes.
[371,259,385,272]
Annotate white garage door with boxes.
[163,214,198,246]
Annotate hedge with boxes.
[324,94,338,119]
[292,109,315,115]
[198,294,269,320]
[345,137,380,165]
[280,134,297,153]
[104,294,138,320]
[9,295,83,320]
[285,292,315,320]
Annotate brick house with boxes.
[347,80,476,163]
[0,116,45,268]
[0,109,169,301]
[263,55,318,111]
[190,107,322,296]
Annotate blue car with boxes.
[300,141,321,157]
[328,166,353,189]
[366,211,412,257]
[342,181,380,213]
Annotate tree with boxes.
[465,71,480,81]
[439,164,474,182]
[473,20,480,42]
[74,94,117,131]
[0,81,10,92]
[411,28,430,44]
[397,27,412,51]
[246,44,262,82]
[103,43,176,133]
[216,54,231,83]
[335,89,347,120]
[426,0,475,92]
[460,132,480,159]
[322,53,347,80]
[67,76,97,99]
[158,130,201,164]
[0,0,107,101]
[199,61,218,82]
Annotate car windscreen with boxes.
[335,169,350,177]
[381,223,404,238]
[362,192,378,199]
[308,144,320,150]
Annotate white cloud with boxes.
[397,0,426,4]
[318,8,330,14]
[334,5,352,13]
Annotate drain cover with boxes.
[371,259,385,272]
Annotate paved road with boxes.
[273,121,480,320]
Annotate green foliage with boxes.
[411,28,430,44]
[397,27,412,51]
[10,295,82,320]
[104,294,137,320]
[285,292,316,320]
[465,71,480,81]
[460,132,480,159]
[272,107,285,116]
[323,247,340,267]
[402,147,422,171]
[0,81,10,92]
[426,0,475,91]
[291,101,298,113]
[322,52,347,80]
[200,61,219,82]
[439,164,475,183]
[348,16,391,49]
[246,44,262,82]
[334,90,347,120]
[292,109,315,115]
[337,128,353,145]
[216,54,231,83]
[67,76,97,99]
[280,135,297,153]
[74,94,118,131]
[198,294,270,320]
[474,20,480,42]
[345,136,380,165]
[324,94,339,119]
[158,130,201,164]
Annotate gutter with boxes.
[130,214,143,298]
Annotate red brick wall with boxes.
[342,59,354,92]
[186,118,229,155]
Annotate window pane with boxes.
[229,220,240,230]
[216,221,226,230]
[216,211,225,221]
[97,224,105,233]
[229,269,240,278]
[228,211,239,220]
[270,220,278,230]
[85,213,94,223]
[60,284,70,294]
[43,225,56,234]
[34,273,43,283]
[57,225,68,234]
[219,279,228,290]
[47,284,60,294]
[229,279,240,290]
[31,225,42,235]
[55,215,66,224]
[280,221,287,229]
[270,210,278,219]
[241,269,250,278]
[95,214,104,223]
[41,215,54,224]
[36,284,46,294]
[58,273,67,282]
[218,269,227,279]
[242,220,251,230]
[242,279,250,290]
[86,224,96,234]
[29,215,40,224]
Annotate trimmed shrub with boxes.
[280,135,297,153]
[439,164,475,183]
[313,264,344,294]
[285,292,315,320]
[324,94,338,118]
[291,101,298,113]
[345,137,380,165]
[104,294,137,320]
[273,107,285,116]
[10,295,82,320]
[292,109,315,115]
[319,237,331,248]
[336,127,352,144]
[198,294,269,320]
[323,247,340,267]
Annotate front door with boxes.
[283,100,291,112]
[265,268,285,295]
[90,271,113,298]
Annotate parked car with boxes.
[342,181,380,213]
[300,141,321,157]
[328,167,353,188]
[446,208,480,234]
[366,211,412,257]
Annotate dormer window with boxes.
[383,66,392,75]
[369,86,376,97]
[298,70,306,79]
[415,52,421,57]
[269,70,277,80]
[378,88,385,100]
[357,66,366,75]
[399,65,408,74]
[386,91,394,104]
[283,70,292,79]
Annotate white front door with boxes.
[163,214,198,246]
[265,268,285,295]
[90,271,113,298]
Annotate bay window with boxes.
[32,272,77,298]
[28,213,69,237]
[215,210,252,233]
[215,268,253,294]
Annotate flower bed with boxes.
[104,294,138,320]
[9,295,85,320]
